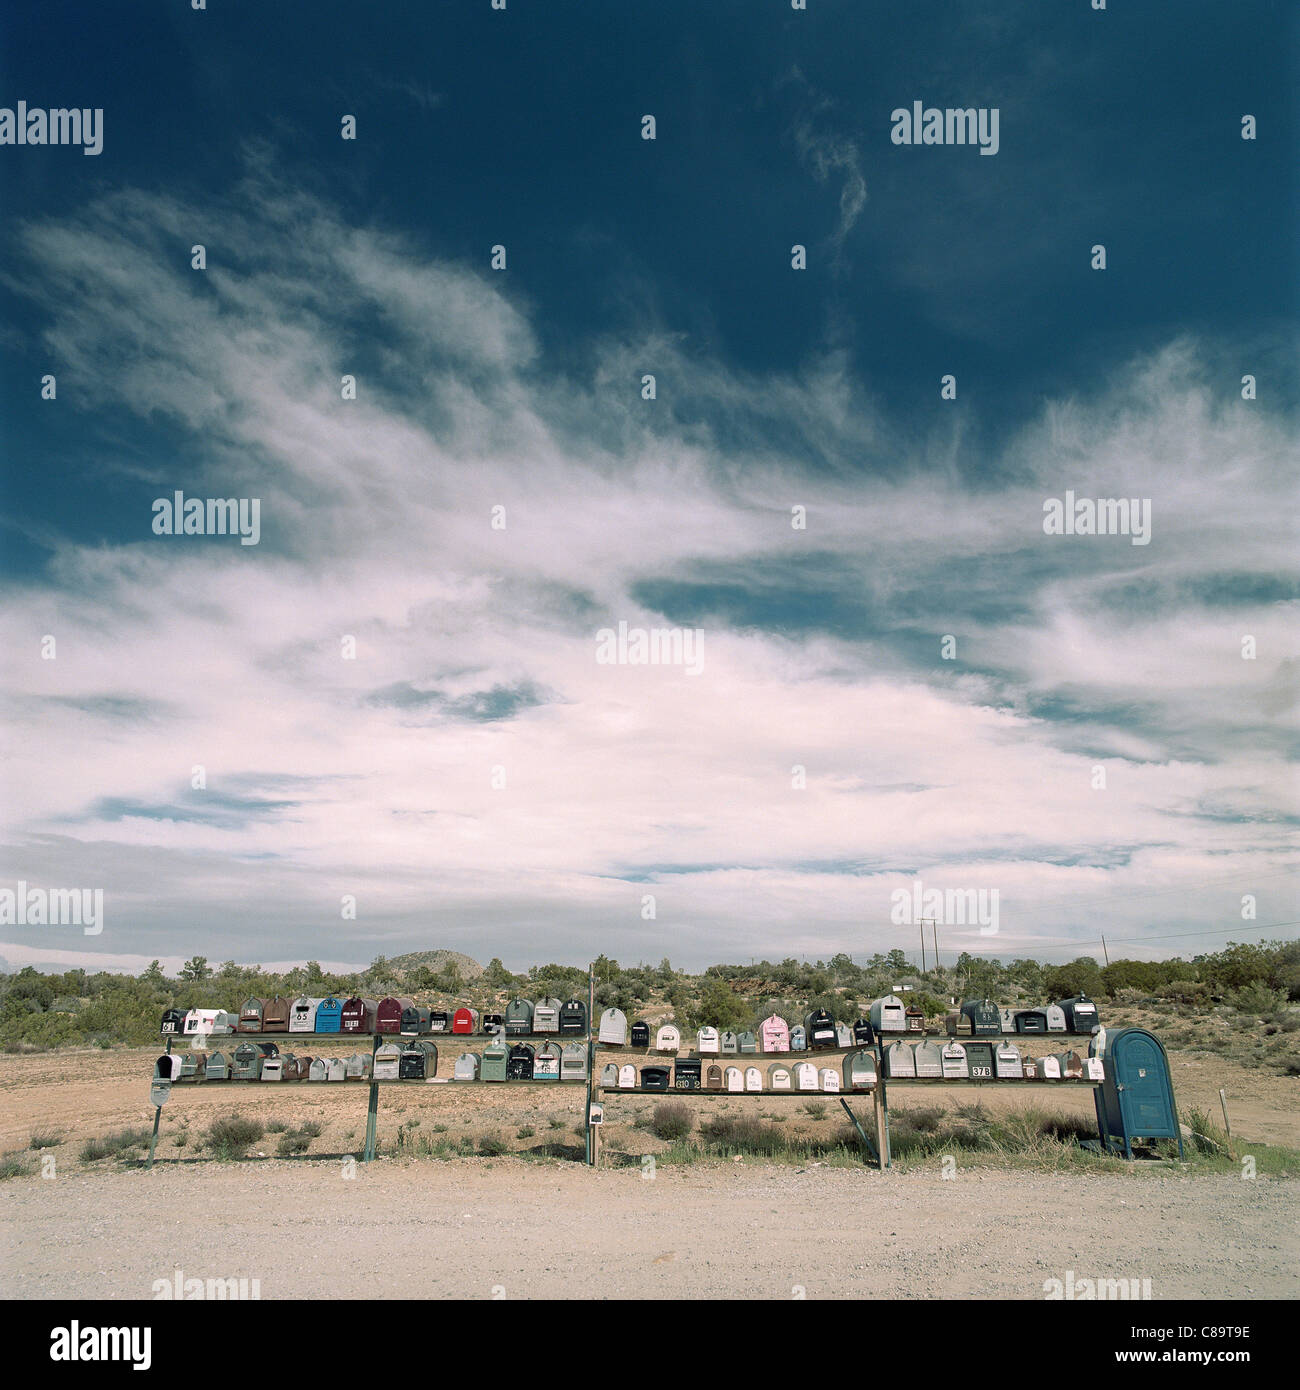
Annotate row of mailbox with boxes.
[950,996,1100,1036]
[602,1013,875,1052]
[157,1040,592,1083]
[883,1040,1104,1080]
[159,999,575,1037]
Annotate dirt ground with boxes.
[2,1160,1295,1300]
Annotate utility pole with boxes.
[1101,934,1110,966]
[919,921,926,973]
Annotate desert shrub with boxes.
[297,1119,323,1138]
[1156,979,1209,1004]
[204,1113,264,1160]
[698,1114,787,1156]
[894,1105,945,1135]
[0,1151,35,1179]
[80,1127,151,1162]
[516,1126,535,1139]
[478,1132,507,1156]
[1228,983,1287,1016]
[802,1100,827,1119]
[28,1129,62,1150]
[265,1118,289,1133]
[276,1132,310,1157]
[651,1101,693,1141]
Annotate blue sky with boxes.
[1,0,1296,973]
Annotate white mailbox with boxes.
[994,1042,1024,1078]
[745,1066,763,1092]
[697,1027,720,1054]
[941,1042,968,1079]
[767,1065,793,1090]
[913,1039,944,1077]
[725,1066,744,1092]
[618,1063,637,1089]
[655,1024,681,1052]
[289,997,322,1033]
[819,1067,841,1093]
[454,1052,481,1081]
[1039,1054,1062,1079]
[794,1062,819,1091]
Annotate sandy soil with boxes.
[2,1160,1295,1300]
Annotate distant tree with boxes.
[140,960,164,984]
[179,956,212,983]
[480,957,516,989]
[686,978,753,1032]
[1043,956,1104,1001]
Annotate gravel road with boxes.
[2,1159,1294,1300]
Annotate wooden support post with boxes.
[874,1078,891,1169]
[1219,1088,1236,1160]
[363,1034,380,1162]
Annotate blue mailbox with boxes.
[1091,1028,1183,1159]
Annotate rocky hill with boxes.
[382,949,484,980]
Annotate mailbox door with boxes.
[705,1064,723,1090]
[1114,1032,1177,1138]
[768,1066,791,1090]
[738,1032,758,1054]
[601,1063,619,1087]
[630,1022,650,1047]
[745,1067,762,1091]
[720,1032,738,1055]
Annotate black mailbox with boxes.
[640,1066,671,1091]
[804,1009,837,1049]
[852,1018,875,1046]
[674,1058,702,1090]
[481,1013,504,1035]
[961,999,1002,1036]
[429,1010,451,1033]
[400,1005,432,1035]
[506,1043,535,1079]
[256,1042,280,1056]
[160,1008,185,1035]
[1014,1009,1048,1034]
[559,1000,587,1035]
[964,1042,995,1079]
[629,1021,651,1048]
[399,1047,428,1080]
[1058,994,1100,1032]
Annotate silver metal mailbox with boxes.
[869,994,907,1033]
[696,1026,720,1054]
[597,1008,627,1046]
[767,1064,792,1090]
[454,1052,480,1081]
[994,1042,1024,1078]
[561,1042,587,1081]
[885,1041,916,1078]
[940,1042,969,1079]
[913,1039,944,1077]
[373,1041,402,1081]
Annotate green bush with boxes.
[28,1129,63,1150]
[80,1128,151,1162]
[276,1132,310,1156]
[698,1114,788,1156]
[203,1114,264,1160]
[0,1151,35,1179]
[651,1102,693,1141]
[478,1132,507,1156]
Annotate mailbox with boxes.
[945,1010,967,1037]
[315,997,343,1033]
[913,1039,944,1077]
[429,1010,451,1033]
[262,997,292,1033]
[994,1043,1024,1078]
[759,1015,790,1052]
[451,1008,478,1035]
[482,1041,509,1082]
[506,999,535,1036]
[237,998,265,1033]
[617,1063,637,1089]
[803,1009,836,1049]
[454,1052,481,1081]
[341,997,378,1034]
[559,1000,588,1035]
[630,1021,651,1048]
[940,1042,968,1080]
[998,1006,1018,1034]
[561,1043,588,1081]
[326,1058,346,1081]
[794,1062,819,1091]
[1083,1057,1105,1081]
[231,1043,261,1080]
[961,999,1002,1037]
[1022,1056,1039,1080]
[745,1066,763,1091]
[884,1042,915,1078]
[402,1005,433,1035]
[705,1064,724,1091]
[1045,1004,1067,1033]
[398,1046,427,1080]
[481,1012,505,1035]
[819,1067,841,1093]
[789,1026,807,1052]
[844,1050,877,1090]
[283,1055,310,1081]
[869,994,906,1033]
[674,1058,702,1090]
[289,997,322,1033]
[725,1066,744,1093]
[904,1006,925,1033]
[160,1008,186,1035]
[964,1042,995,1080]
[534,1043,562,1080]
[373,1042,401,1081]
[1058,994,1100,1033]
[507,1043,536,1080]
[641,1066,671,1092]
[1055,1050,1084,1079]
[376,997,413,1034]
[178,1052,206,1081]
[600,1062,619,1087]
[720,1031,739,1055]
[260,1055,284,1082]
[834,1021,853,1048]
[738,1031,758,1055]
[655,1024,681,1052]
[206,1051,230,1081]
[344,1053,371,1080]
[533,998,562,1034]
[697,1027,720,1054]
[256,1042,279,1057]
[767,1065,792,1090]
[1013,1009,1048,1034]
[851,1018,875,1046]
[308,1058,328,1082]
[1039,1055,1062,1079]
[597,1008,627,1045]
[154,1053,182,1081]
[184,1008,233,1035]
